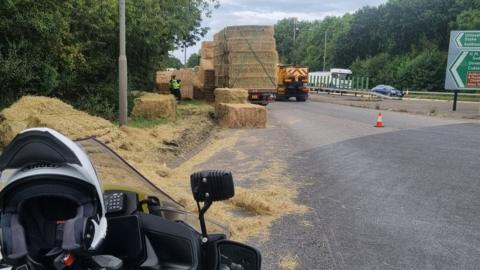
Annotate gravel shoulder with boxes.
[309,92,480,120]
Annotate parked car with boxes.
[371,85,403,97]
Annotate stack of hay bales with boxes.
[214,26,278,89]
[195,41,216,101]
[214,88,266,128]
[155,69,195,99]
[131,93,176,120]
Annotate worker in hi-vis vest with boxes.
[169,75,182,102]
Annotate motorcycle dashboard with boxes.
[102,215,146,266]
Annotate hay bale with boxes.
[216,103,267,128]
[200,41,215,59]
[172,69,195,84]
[131,93,176,120]
[155,70,173,84]
[0,96,115,146]
[181,85,194,100]
[214,25,275,40]
[196,61,214,87]
[199,59,214,70]
[156,83,171,94]
[214,88,248,108]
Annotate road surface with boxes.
[199,101,480,270]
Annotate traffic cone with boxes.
[375,112,384,128]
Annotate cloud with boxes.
[172,0,387,62]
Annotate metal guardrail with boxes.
[407,91,480,97]
[309,87,480,100]
[309,86,402,100]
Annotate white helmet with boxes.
[0,128,107,266]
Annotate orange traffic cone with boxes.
[375,112,384,128]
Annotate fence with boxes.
[308,76,370,91]
[307,75,404,99]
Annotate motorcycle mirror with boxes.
[190,170,235,203]
[217,240,261,270]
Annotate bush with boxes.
[399,49,447,91]
[350,49,446,91]
[350,53,410,88]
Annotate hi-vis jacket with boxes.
[169,79,181,90]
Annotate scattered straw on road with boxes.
[0,96,307,242]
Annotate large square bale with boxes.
[216,103,266,128]
[214,88,248,108]
[155,70,173,84]
[155,82,170,94]
[131,93,176,120]
[201,41,215,59]
[181,85,194,100]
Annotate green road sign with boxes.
[449,51,480,88]
[445,31,480,90]
[455,32,480,48]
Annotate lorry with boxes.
[275,65,309,101]
[247,88,275,106]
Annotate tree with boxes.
[171,0,218,63]
[275,0,471,90]
[274,18,309,64]
[0,0,218,118]
[399,49,447,91]
[162,56,184,69]
[454,9,480,29]
[186,53,200,67]
[294,15,352,71]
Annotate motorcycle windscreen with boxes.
[76,138,183,210]
[76,138,229,236]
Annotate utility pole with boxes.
[293,17,297,45]
[292,17,297,65]
[323,31,327,72]
[118,0,128,125]
[184,42,187,66]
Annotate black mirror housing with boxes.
[191,170,235,202]
[216,240,261,270]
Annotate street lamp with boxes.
[183,42,187,66]
[292,17,299,65]
[323,31,327,72]
[118,0,128,125]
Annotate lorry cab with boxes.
[276,65,309,102]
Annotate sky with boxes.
[172,0,387,63]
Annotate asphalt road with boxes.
[200,100,480,270]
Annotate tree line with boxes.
[275,0,480,91]
[0,0,217,118]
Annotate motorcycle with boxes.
[0,134,261,270]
